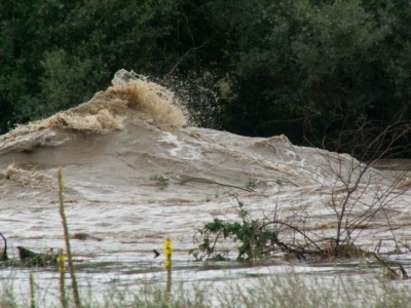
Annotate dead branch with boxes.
[179,175,255,192]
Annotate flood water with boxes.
[0,73,410,305]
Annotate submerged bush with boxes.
[191,201,279,262]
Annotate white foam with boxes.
[159,132,202,160]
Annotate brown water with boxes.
[0,70,410,305]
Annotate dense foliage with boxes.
[191,201,279,261]
[1,0,410,155]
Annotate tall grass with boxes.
[0,273,409,308]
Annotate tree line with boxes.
[1,0,410,156]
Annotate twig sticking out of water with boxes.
[29,272,35,308]
[58,168,81,308]
[373,253,409,280]
[0,232,8,261]
[179,175,255,192]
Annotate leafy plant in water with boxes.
[191,201,278,262]
[150,175,169,190]
[245,178,257,190]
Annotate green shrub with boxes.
[191,201,277,262]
